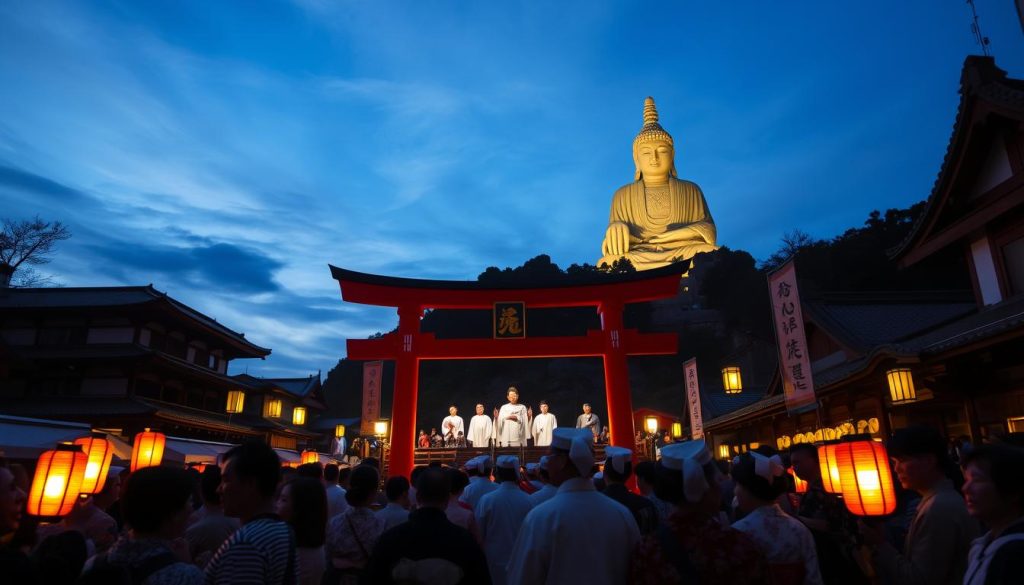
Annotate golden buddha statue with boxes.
[599,97,718,271]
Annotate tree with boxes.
[0,216,70,287]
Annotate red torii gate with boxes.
[330,263,684,479]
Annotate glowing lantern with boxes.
[722,366,743,394]
[27,444,88,518]
[834,438,897,516]
[671,421,683,438]
[264,398,282,418]
[886,368,916,404]
[188,463,207,474]
[335,424,346,439]
[817,442,843,494]
[292,407,307,426]
[73,433,113,494]
[788,467,808,494]
[300,449,319,465]
[131,428,166,472]
[717,444,730,459]
[644,416,659,435]
[374,419,389,437]
[226,390,245,414]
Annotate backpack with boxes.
[77,550,178,585]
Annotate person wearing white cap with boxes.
[530,401,557,447]
[496,387,528,447]
[527,456,557,507]
[441,405,465,448]
[507,428,639,585]
[630,440,768,584]
[477,455,533,585]
[459,455,498,509]
[732,449,821,585]
[600,446,658,535]
[467,403,493,448]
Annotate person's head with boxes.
[410,465,427,489]
[0,460,26,536]
[449,405,458,416]
[537,456,551,484]
[219,440,282,520]
[495,456,519,483]
[296,462,323,480]
[539,401,549,414]
[962,444,1024,525]
[345,465,380,507]
[632,460,655,495]
[123,466,194,539]
[276,477,326,548]
[889,426,952,493]
[361,457,380,471]
[447,468,470,497]
[200,465,223,507]
[789,443,821,484]
[548,428,594,485]
[655,441,721,513]
[324,464,339,484]
[632,97,676,183]
[414,468,450,509]
[507,387,519,404]
[337,466,352,489]
[385,476,411,506]
[582,403,592,414]
[419,430,426,437]
[731,451,787,513]
[603,446,633,484]
[475,404,484,416]
[93,466,123,509]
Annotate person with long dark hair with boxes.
[960,443,1024,584]
[277,476,327,585]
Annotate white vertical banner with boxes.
[360,361,383,436]
[683,357,704,439]
[768,260,817,413]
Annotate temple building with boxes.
[0,285,324,458]
[705,56,1024,455]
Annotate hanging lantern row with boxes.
[778,418,880,449]
[27,443,89,518]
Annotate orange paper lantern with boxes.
[788,467,808,494]
[834,438,897,516]
[817,442,843,494]
[27,444,89,518]
[73,433,114,495]
[131,428,166,472]
[301,449,318,465]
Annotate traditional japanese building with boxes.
[704,55,1024,454]
[0,285,322,452]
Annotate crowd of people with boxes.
[418,387,612,449]
[1,424,1023,584]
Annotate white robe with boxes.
[507,477,640,585]
[497,403,529,447]
[441,415,465,439]
[527,484,557,508]
[459,475,498,509]
[531,413,557,446]
[476,482,534,585]
[467,414,493,448]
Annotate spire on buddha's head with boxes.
[634,96,673,148]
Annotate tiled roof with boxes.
[0,397,157,418]
[232,373,321,399]
[0,286,270,356]
[699,386,768,421]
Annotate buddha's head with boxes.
[632,96,677,182]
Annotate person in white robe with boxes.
[459,455,498,509]
[476,455,534,585]
[530,401,557,447]
[528,456,558,508]
[496,387,528,447]
[507,429,640,584]
[467,403,493,448]
[441,405,465,442]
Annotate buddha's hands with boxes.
[602,222,632,256]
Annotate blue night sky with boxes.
[2,1,1023,377]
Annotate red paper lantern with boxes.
[301,449,318,465]
[817,442,843,494]
[834,438,897,516]
[73,433,114,495]
[27,444,89,518]
[131,428,166,472]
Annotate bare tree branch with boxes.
[0,215,71,287]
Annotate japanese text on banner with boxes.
[360,361,383,436]
[768,261,816,413]
[684,358,704,439]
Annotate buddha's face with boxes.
[636,139,673,182]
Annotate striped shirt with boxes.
[205,516,298,585]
